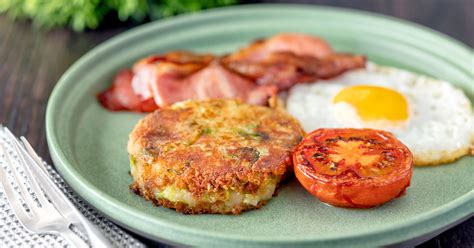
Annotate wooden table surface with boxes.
[0,0,472,247]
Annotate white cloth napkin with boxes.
[0,129,145,247]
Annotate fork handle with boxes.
[60,228,89,248]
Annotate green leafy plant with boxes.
[0,0,238,31]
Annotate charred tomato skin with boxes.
[293,128,413,208]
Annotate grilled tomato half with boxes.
[293,128,413,208]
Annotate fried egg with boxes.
[286,63,474,166]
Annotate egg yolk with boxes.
[333,85,409,121]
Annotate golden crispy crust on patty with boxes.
[128,99,304,213]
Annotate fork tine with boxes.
[20,137,49,175]
[0,143,33,220]
[3,128,51,210]
[19,137,75,213]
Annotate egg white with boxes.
[286,63,474,166]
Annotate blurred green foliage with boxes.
[0,0,238,31]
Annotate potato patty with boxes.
[128,99,304,214]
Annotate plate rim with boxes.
[46,4,474,247]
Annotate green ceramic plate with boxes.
[46,4,473,247]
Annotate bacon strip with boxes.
[222,33,366,90]
[131,54,210,102]
[225,33,333,61]
[144,59,277,107]
[223,52,366,90]
[97,70,158,112]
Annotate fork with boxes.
[3,128,112,247]
[0,126,113,247]
[0,141,87,247]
